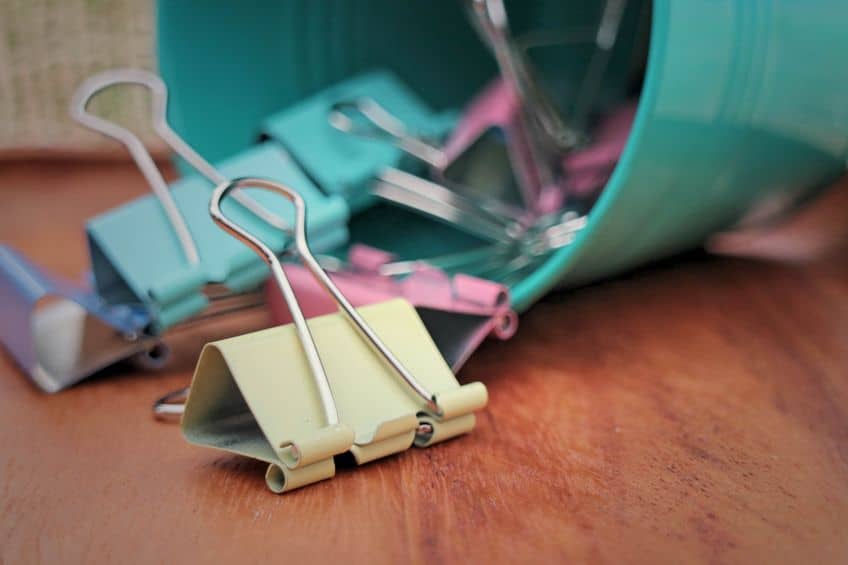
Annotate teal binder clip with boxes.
[74,69,349,332]
[262,70,457,211]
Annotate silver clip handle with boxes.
[329,98,530,233]
[210,177,442,421]
[465,0,580,152]
[329,98,449,170]
[71,69,201,266]
[146,83,290,233]
[72,69,289,234]
[373,167,523,246]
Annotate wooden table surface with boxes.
[1,160,847,564]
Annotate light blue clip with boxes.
[76,69,349,332]
[0,245,161,393]
[262,70,457,211]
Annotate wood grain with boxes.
[1,160,847,564]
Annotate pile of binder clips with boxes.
[0,0,638,493]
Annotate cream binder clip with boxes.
[181,177,488,493]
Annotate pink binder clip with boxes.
[445,80,638,207]
[441,79,517,167]
[267,244,518,371]
[561,101,638,199]
[439,78,565,216]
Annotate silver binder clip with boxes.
[181,177,488,493]
[70,69,203,268]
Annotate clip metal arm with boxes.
[71,69,201,266]
[329,98,449,170]
[464,0,580,152]
[210,178,340,426]
[71,68,290,235]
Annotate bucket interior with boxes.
[158,0,654,308]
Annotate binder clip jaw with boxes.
[182,177,487,493]
[0,245,162,393]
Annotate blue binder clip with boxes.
[74,69,349,332]
[261,70,457,211]
[0,245,162,393]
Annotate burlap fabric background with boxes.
[0,0,164,155]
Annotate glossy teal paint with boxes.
[516,0,848,308]
[157,0,848,311]
[156,0,495,165]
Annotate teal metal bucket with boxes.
[157,0,848,311]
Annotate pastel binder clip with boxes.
[75,69,349,331]
[561,101,637,199]
[261,70,457,212]
[266,244,517,372]
[0,245,161,393]
[182,177,488,493]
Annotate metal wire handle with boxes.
[72,68,289,237]
[329,98,448,169]
[464,0,580,151]
[70,68,201,266]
